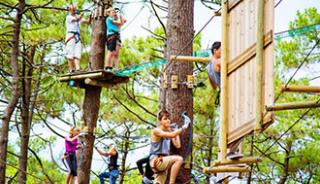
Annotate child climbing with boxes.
[65,4,91,73]
[136,155,154,184]
[149,110,190,184]
[105,7,126,72]
[63,127,83,184]
[206,41,221,90]
[95,143,119,184]
[207,41,243,160]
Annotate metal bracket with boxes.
[171,75,178,89]
[187,75,194,89]
[163,73,168,89]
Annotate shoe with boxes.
[75,69,82,73]
[68,69,75,74]
[105,67,113,72]
[227,151,243,160]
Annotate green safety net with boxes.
[115,50,210,76]
[115,24,320,77]
[275,23,320,39]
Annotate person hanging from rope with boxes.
[149,110,190,184]
[65,4,91,73]
[207,41,243,160]
[63,127,84,184]
[105,7,126,72]
[136,155,154,184]
[95,143,119,184]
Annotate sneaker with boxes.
[227,151,243,160]
[105,67,113,72]
[68,69,75,74]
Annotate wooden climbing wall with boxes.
[226,0,274,144]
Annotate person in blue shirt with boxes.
[105,7,126,71]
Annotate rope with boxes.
[261,98,320,155]
[274,36,320,102]
[274,0,284,8]
[122,3,146,31]
[275,23,320,40]
[162,10,220,74]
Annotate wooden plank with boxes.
[281,85,320,93]
[255,0,265,132]
[214,156,261,166]
[59,72,103,82]
[227,112,273,144]
[220,0,229,162]
[170,56,210,63]
[266,101,320,111]
[227,31,273,75]
[204,166,250,173]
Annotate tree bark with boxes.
[78,0,110,183]
[161,0,194,183]
[18,45,35,184]
[0,1,25,183]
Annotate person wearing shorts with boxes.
[149,110,190,184]
[65,5,91,73]
[105,7,126,71]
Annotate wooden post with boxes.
[281,85,320,93]
[203,166,251,173]
[170,55,211,63]
[213,156,260,166]
[266,101,320,111]
[59,72,103,82]
[255,0,265,133]
[220,0,229,162]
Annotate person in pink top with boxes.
[64,127,82,184]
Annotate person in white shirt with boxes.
[65,5,91,73]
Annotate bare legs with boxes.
[113,44,121,68]
[169,156,183,184]
[66,175,79,184]
[68,58,81,72]
[68,58,75,72]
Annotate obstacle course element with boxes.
[59,70,129,88]
[281,85,320,93]
[266,101,320,111]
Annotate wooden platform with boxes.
[59,70,129,88]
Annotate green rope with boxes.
[275,23,320,40]
[115,23,320,77]
[115,50,210,76]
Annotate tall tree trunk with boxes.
[119,123,130,184]
[0,1,25,183]
[78,0,110,183]
[18,45,35,184]
[161,0,194,183]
